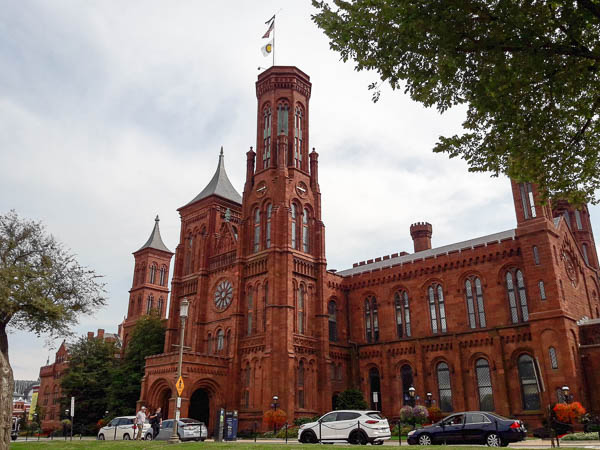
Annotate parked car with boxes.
[298,410,391,445]
[11,417,19,441]
[147,418,208,441]
[97,416,151,440]
[407,411,527,447]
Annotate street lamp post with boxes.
[408,387,416,408]
[271,395,279,435]
[169,298,189,444]
[561,386,573,404]
[425,392,433,408]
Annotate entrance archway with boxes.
[158,388,171,419]
[189,389,210,427]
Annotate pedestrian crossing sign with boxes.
[176,376,184,396]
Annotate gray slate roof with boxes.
[136,215,172,253]
[185,148,242,206]
[337,229,516,277]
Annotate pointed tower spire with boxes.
[185,148,242,206]
[136,215,172,253]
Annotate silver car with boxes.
[146,418,208,441]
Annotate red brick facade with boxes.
[138,66,600,432]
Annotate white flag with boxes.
[261,40,273,57]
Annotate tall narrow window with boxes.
[539,281,547,300]
[216,329,224,352]
[475,358,494,411]
[247,287,253,336]
[428,284,447,333]
[207,333,212,354]
[437,362,453,412]
[575,210,583,230]
[277,103,289,135]
[364,296,379,342]
[506,269,529,323]
[583,244,590,265]
[518,354,541,410]
[291,204,298,249]
[263,106,272,168]
[297,285,305,334]
[395,292,404,337]
[253,208,261,253]
[263,282,268,331]
[403,292,411,336]
[328,301,337,342]
[146,295,153,314]
[149,264,157,284]
[298,361,305,408]
[520,183,537,219]
[159,266,166,286]
[302,208,309,252]
[157,297,164,314]
[533,246,540,265]
[394,291,411,338]
[563,210,572,229]
[185,235,193,274]
[294,106,303,168]
[549,347,558,369]
[266,204,272,248]
[465,277,486,328]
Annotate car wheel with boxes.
[98,434,105,440]
[201,438,206,441]
[145,433,153,441]
[486,432,501,447]
[418,434,432,445]
[300,430,318,444]
[373,441,384,445]
[123,433,130,440]
[348,430,368,445]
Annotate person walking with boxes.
[135,406,147,440]
[149,407,162,439]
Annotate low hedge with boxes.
[562,432,600,441]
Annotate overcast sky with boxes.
[3,1,599,381]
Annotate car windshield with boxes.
[486,412,510,421]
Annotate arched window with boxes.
[159,266,167,286]
[475,358,494,411]
[294,106,303,168]
[465,277,486,328]
[517,354,541,410]
[298,360,305,408]
[328,300,337,342]
[394,291,411,338]
[184,235,193,275]
[575,209,583,230]
[297,284,305,334]
[265,204,272,248]
[277,102,289,136]
[146,295,153,314]
[365,296,379,342]
[226,330,231,354]
[263,106,272,168]
[583,244,589,265]
[137,295,142,314]
[519,183,537,219]
[247,287,253,336]
[216,329,224,352]
[506,269,529,323]
[149,264,157,284]
[157,297,164,314]
[253,208,261,253]
[369,367,382,410]
[428,284,447,333]
[302,208,309,252]
[207,333,212,354]
[533,246,540,265]
[243,365,251,408]
[291,204,298,249]
[400,365,414,405]
[549,347,558,369]
[437,362,452,412]
[263,282,268,331]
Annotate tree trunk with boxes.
[0,323,13,450]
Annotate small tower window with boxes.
[247,287,254,336]
[549,347,558,369]
[563,210,572,229]
[302,208,309,252]
[253,208,261,253]
[157,297,164,314]
[263,282,268,331]
[216,329,224,352]
[539,281,547,300]
[291,204,298,249]
[266,204,272,248]
[297,284,305,334]
[146,295,153,314]
[149,264,157,284]
[519,183,537,219]
[277,102,289,136]
[328,300,337,342]
[533,246,540,265]
[575,210,583,230]
[263,106,272,168]
[294,106,303,168]
[159,266,166,286]
[583,244,590,265]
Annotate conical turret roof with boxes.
[185,148,242,206]
[136,215,172,253]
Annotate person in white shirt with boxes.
[135,406,147,440]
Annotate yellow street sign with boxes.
[176,376,184,396]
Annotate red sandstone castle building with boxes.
[132,66,600,431]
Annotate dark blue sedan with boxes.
[407,411,527,447]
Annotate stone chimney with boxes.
[97,328,105,340]
[410,222,433,253]
[87,331,94,340]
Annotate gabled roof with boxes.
[136,215,172,253]
[338,229,516,277]
[185,148,242,207]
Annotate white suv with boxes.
[298,410,391,445]
[97,416,151,440]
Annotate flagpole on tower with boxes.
[272,15,275,66]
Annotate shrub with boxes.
[276,425,299,439]
[261,430,275,438]
[427,406,443,424]
[553,402,586,423]
[335,389,368,410]
[294,415,320,426]
[563,432,600,441]
[263,409,287,430]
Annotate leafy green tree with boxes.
[107,312,165,416]
[312,0,600,204]
[60,336,118,435]
[0,210,105,446]
[335,389,368,410]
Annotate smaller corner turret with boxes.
[410,222,433,252]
